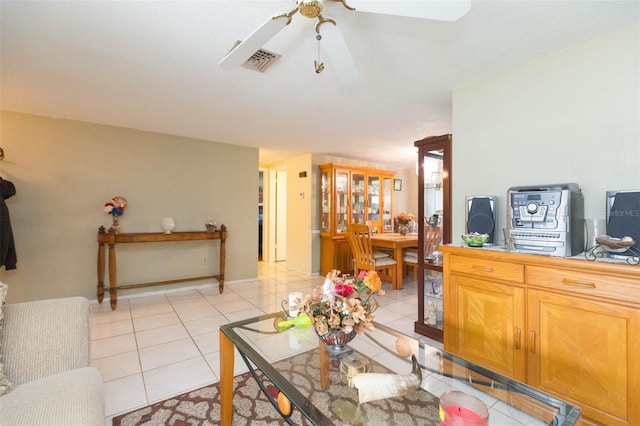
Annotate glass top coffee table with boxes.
[219,312,580,425]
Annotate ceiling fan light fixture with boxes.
[298,0,324,19]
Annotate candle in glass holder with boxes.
[439,390,489,426]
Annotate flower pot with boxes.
[398,223,409,236]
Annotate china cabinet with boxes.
[319,163,395,276]
[414,134,451,341]
[442,245,640,426]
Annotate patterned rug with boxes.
[112,350,440,425]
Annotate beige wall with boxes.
[0,111,258,304]
[284,154,314,275]
[452,24,639,243]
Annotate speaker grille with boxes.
[466,196,496,243]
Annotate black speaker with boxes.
[606,190,640,255]
[466,196,497,243]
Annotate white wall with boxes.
[452,24,639,244]
[0,111,258,303]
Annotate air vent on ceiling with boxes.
[228,40,281,73]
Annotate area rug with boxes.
[112,349,440,425]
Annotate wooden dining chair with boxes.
[346,223,398,290]
[403,226,442,281]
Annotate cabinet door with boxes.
[367,174,380,230]
[320,168,331,234]
[527,289,639,426]
[382,176,393,232]
[446,275,526,381]
[351,172,365,225]
[335,170,349,234]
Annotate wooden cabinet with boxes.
[447,273,526,381]
[442,245,640,426]
[319,163,394,276]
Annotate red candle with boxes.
[440,391,489,426]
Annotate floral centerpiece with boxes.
[395,212,415,225]
[104,196,127,233]
[395,212,415,235]
[294,269,384,355]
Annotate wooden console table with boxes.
[97,225,227,310]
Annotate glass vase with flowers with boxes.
[294,269,384,356]
[395,212,415,236]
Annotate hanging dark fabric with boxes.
[0,177,17,270]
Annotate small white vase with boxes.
[161,217,175,234]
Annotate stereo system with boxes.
[465,196,497,243]
[506,183,584,257]
[462,185,638,259]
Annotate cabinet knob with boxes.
[514,327,522,350]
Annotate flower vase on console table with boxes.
[104,196,127,235]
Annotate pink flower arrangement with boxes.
[294,269,384,336]
[395,212,415,225]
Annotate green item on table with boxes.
[277,312,312,330]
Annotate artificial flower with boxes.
[294,269,385,336]
[395,212,415,225]
[104,196,127,218]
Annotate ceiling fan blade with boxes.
[318,22,359,83]
[219,16,289,70]
[345,0,471,22]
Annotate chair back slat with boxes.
[346,223,375,271]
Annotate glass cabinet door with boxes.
[382,177,393,232]
[335,170,349,233]
[414,134,451,343]
[367,175,380,229]
[351,172,365,224]
[321,169,331,234]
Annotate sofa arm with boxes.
[1,297,90,386]
[0,367,104,426]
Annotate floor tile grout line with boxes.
[99,262,423,421]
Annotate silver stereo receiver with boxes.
[506,183,584,257]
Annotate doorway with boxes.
[275,170,287,262]
[265,168,287,263]
[258,170,264,260]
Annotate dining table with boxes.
[370,233,418,290]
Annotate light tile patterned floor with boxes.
[91,262,423,423]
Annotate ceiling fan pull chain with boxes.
[315,34,325,74]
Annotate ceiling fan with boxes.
[218,0,471,82]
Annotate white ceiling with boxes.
[1,1,638,168]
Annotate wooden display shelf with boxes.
[97,225,227,310]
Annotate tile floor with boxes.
[90,261,424,424]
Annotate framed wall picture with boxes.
[394,179,402,191]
